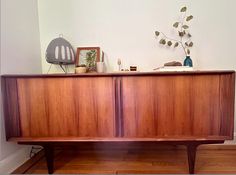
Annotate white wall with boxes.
[38,0,236,134]
[0,0,42,173]
[38,0,236,72]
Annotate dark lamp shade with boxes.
[46,37,75,65]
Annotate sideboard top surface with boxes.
[1,70,235,78]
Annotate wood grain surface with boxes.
[1,72,235,141]
[12,144,236,174]
[1,77,21,139]
[219,73,235,138]
[121,74,234,138]
[17,77,116,138]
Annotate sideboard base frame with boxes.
[18,140,224,174]
[43,144,54,174]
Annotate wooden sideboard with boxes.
[1,71,235,174]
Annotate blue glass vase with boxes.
[184,56,193,67]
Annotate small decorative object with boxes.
[184,55,193,67]
[75,64,87,73]
[46,34,75,73]
[153,61,183,71]
[154,66,193,72]
[121,69,130,71]
[96,51,105,73]
[96,62,104,73]
[76,47,100,72]
[130,66,137,71]
[117,59,122,71]
[101,51,105,62]
[164,61,182,66]
[155,6,194,66]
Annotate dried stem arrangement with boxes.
[155,6,194,56]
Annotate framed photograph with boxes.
[76,47,100,71]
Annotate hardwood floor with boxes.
[13,143,236,174]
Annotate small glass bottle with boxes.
[117,59,122,71]
[184,55,193,67]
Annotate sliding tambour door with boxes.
[121,74,234,139]
[16,77,116,138]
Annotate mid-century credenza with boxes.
[1,71,235,174]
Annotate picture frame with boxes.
[76,47,100,70]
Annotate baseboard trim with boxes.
[11,149,44,174]
[0,147,30,173]
[224,133,236,145]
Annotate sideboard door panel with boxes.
[121,76,193,137]
[153,76,192,136]
[219,74,235,138]
[73,77,115,137]
[121,77,156,137]
[121,75,222,138]
[17,77,116,138]
[18,78,49,137]
[191,75,220,136]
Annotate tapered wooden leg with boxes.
[187,144,198,174]
[43,144,54,174]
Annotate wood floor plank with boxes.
[12,145,236,174]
